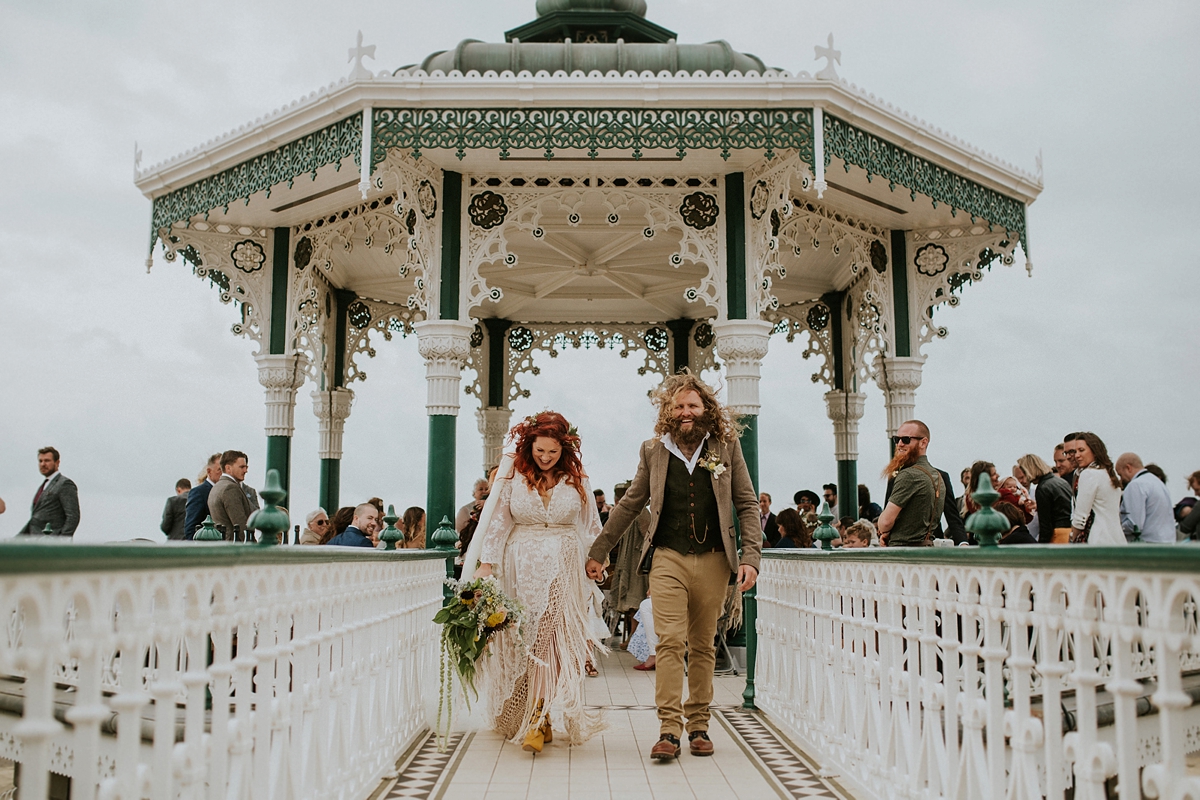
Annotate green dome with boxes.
[412,0,770,75]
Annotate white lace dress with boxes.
[467,458,607,745]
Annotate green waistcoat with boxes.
[653,452,723,555]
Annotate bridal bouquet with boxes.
[434,576,525,746]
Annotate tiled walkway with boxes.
[371,648,851,800]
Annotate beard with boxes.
[670,414,712,450]
[882,446,920,478]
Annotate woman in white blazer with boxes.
[1069,432,1126,545]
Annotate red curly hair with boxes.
[508,411,587,502]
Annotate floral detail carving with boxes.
[417,179,437,219]
[749,180,770,220]
[679,192,719,230]
[293,236,313,270]
[870,240,888,274]
[642,326,669,352]
[230,240,266,273]
[692,321,714,349]
[347,300,372,330]
[806,302,830,332]
[469,191,509,229]
[915,243,949,276]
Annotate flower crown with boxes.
[511,412,580,446]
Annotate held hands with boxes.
[585,558,606,582]
[474,563,493,579]
[737,564,758,592]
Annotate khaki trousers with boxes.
[648,548,732,737]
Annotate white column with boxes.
[712,319,773,415]
[312,388,355,459]
[414,320,474,416]
[874,355,927,437]
[476,406,513,477]
[824,390,867,461]
[255,353,309,436]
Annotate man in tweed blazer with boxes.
[207,450,259,542]
[587,373,760,761]
[19,447,80,536]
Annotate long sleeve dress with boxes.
[1072,466,1126,545]
[470,458,607,745]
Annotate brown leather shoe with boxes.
[650,733,681,761]
[688,730,714,756]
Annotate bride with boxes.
[461,411,606,753]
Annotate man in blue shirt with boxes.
[1116,453,1175,543]
[327,503,380,547]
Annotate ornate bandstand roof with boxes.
[135,0,1042,350]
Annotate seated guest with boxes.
[299,508,329,544]
[401,506,426,548]
[774,507,812,549]
[323,506,356,544]
[841,521,873,549]
[994,501,1038,545]
[326,503,380,547]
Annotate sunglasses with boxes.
[313,519,329,526]
[891,435,926,445]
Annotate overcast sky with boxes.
[1,0,1196,541]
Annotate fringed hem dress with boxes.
[467,455,607,746]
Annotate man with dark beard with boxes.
[877,420,945,547]
[585,372,760,761]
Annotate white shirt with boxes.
[1072,466,1125,545]
[41,471,60,485]
[660,432,709,474]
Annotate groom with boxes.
[586,372,761,760]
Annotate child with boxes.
[842,520,874,549]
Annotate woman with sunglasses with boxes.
[299,508,329,544]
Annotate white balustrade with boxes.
[0,543,445,800]
[755,548,1200,800]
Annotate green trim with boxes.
[149,115,362,244]
[440,172,463,320]
[265,436,291,506]
[319,457,340,513]
[739,414,758,709]
[427,415,457,534]
[269,228,289,354]
[762,546,1200,572]
[0,543,445,575]
[836,460,856,520]
[666,318,693,374]
[372,107,814,166]
[725,172,747,319]
[824,114,1028,252]
[889,230,911,358]
[483,318,511,407]
[333,289,355,387]
[504,10,677,44]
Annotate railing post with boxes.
[248,468,288,545]
[430,515,458,599]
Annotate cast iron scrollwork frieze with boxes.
[915,243,949,277]
[679,192,720,231]
[230,240,266,273]
[469,191,509,230]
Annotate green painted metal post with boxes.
[265,227,293,504]
[318,459,340,515]
[427,416,457,541]
[265,437,291,508]
[837,459,857,520]
[318,290,354,513]
[890,230,911,359]
[666,319,694,374]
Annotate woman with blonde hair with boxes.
[462,411,605,753]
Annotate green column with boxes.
[890,230,911,358]
[266,227,292,504]
[319,459,340,514]
[425,171,464,532]
[837,459,856,519]
[318,290,354,513]
[666,318,693,375]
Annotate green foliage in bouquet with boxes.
[434,576,525,749]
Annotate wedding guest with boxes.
[995,501,1038,545]
[323,506,355,544]
[1069,432,1126,545]
[1017,453,1073,544]
[857,484,881,523]
[160,479,191,540]
[456,478,490,531]
[299,508,329,544]
[184,454,223,540]
[1144,464,1168,484]
[958,467,971,516]
[793,490,819,516]
[841,521,873,548]
[1180,472,1200,539]
[822,483,838,513]
[1116,453,1175,543]
[759,492,780,546]
[327,503,379,547]
[774,508,811,549]
[401,506,426,548]
[368,497,385,521]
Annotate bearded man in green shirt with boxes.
[878,420,945,547]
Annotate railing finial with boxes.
[964,472,1007,547]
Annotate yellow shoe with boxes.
[540,714,553,744]
[522,724,544,753]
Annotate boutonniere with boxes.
[699,451,726,478]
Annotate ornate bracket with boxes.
[746,150,813,317]
[344,297,419,385]
[157,223,271,352]
[769,299,836,388]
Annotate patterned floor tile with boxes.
[714,708,850,800]
[379,731,472,800]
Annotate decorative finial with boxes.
[812,501,838,550]
[133,141,142,175]
[964,472,1007,547]
[814,33,841,81]
[380,504,402,550]
[348,30,376,81]
[1035,148,1044,181]
[248,469,289,546]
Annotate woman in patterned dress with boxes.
[461,411,606,753]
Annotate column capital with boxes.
[874,354,927,436]
[312,388,354,460]
[476,406,514,477]
[713,319,773,417]
[824,390,867,461]
[254,352,308,437]
[415,320,474,416]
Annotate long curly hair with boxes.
[1077,431,1121,490]
[651,370,743,443]
[509,411,587,502]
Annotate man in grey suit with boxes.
[19,447,80,536]
[207,450,260,542]
[160,478,191,540]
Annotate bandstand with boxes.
[134,0,1042,532]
